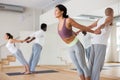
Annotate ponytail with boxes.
[63,12,69,18]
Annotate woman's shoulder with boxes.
[66,17,74,23]
[9,39,14,43]
[66,17,73,21]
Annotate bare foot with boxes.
[24,71,31,75]
[21,72,26,74]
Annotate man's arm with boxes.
[24,37,31,41]
[26,37,36,43]
[25,32,36,43]
[94,17,113,34]
[97,17,112,30]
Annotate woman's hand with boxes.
[94,29,101,34]
[21,40,24,43]
[21,40,27,43]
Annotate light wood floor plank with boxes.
[0,63,120,80]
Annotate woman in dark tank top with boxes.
[55,5,100,44]
[58,18,73,39]
[55,4,101,80]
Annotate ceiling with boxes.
[0,0,120,17]
[0,0,68,10]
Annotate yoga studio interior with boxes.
[0,0,120,80]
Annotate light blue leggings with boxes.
[68,40,90,77]
[29,43,42,72]
[85,46,91,60]
[14,49,28,66]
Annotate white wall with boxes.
[40,9,58,25]
[0,9,33,44]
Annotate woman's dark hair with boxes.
[6,33,13,39]
[56,4,69,18]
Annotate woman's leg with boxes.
[24,65,31,74]
[85,46,91,61]
[74,41,90,80]
[14,49,30,74]
[69,45,85,80]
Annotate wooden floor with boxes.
[0,63,120,80]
